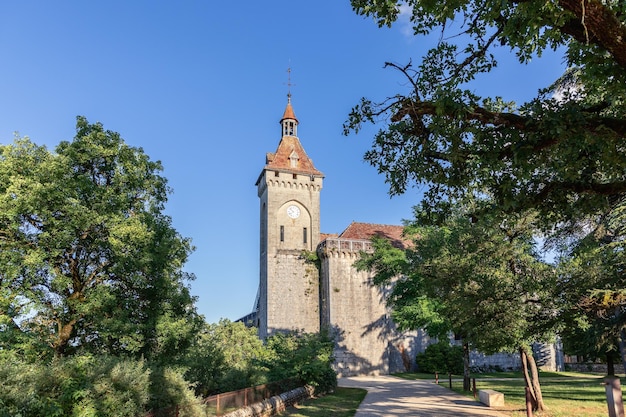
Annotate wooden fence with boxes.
[145,379,300,417]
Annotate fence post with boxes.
[472,378,476,399]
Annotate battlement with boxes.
[317,238,373,257]
[257,170,323,196]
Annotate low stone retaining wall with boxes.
[222,386,314,417]
[565,363,609,373]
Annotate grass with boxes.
[278,387,367,417]
[397,371,625,417]
[275,372,623,417]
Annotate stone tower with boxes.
[255,96,324,339]
[246,96,564,376]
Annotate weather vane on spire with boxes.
[286,66,295,102]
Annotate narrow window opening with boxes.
[274,171,280,177]
[293,173,297,179]
[280,225,284,242]
[303,227,307,244]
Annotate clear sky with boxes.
[0,1,567,324]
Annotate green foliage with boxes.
[185,319,269,395]
[0,116,201,361]
[0,117,207,416]
[0,354,150,417]
[263,330,337,394]
[349,0,626,373]
[147,366,203,417]
[553,197,626,362]
[360,207,557,355]
[346,1,626,228]
[0,353,204,417]
[415,342,464,375]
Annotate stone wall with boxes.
[469,351,520,372]
[265,249,320,335]
[222,386,314,417]
[319,239,422,376]
[565,363,610,373]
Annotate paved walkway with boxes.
[338,375,508,417]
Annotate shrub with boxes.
[0,353,206,417]
[0,354,151,417]
[147,366,203,417]
[415,342,464,375]
[185,319,269,395]
[263,330,337,394]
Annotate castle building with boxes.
[253,96,421,375]
[248,96,563,376]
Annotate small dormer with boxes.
[289,150,299,169]
[280,95,298,137]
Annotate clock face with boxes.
[287,205,301,219]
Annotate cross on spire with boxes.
[286,67,295,102]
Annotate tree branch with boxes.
[558,0,626,69]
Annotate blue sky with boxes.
[1,2,567,324]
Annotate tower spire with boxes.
[281,67,298,137]
[286,67,294,103]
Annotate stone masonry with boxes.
[250,97,563,376]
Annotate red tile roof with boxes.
[338,222,410,249]
[281,101,298,123]
[320,233,338,242]
[264,134,323,176]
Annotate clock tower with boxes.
[255,95,324,339]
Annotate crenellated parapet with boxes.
[266,177,322,191]
[317,238,373,258]
[257,171,322,196]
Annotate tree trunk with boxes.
[520,346,548,411]
[619,329,626,376]
[527,348,548,411]
[463,342,471,391]
[520,347,538,410]
[52,318,77,356]
[608,352,615,376]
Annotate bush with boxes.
[0,354,150,417]
[184,319,269,395]
[0,353,205,417]
[415,342,464,375]
[263,330,337,394]
[147,366,203,417]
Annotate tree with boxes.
[415,341,464,375]
[553,197,626,374]
[185,319,269,395]
[262,329,337,395]
[346,0,626,226]
[357,207,556,410]
[0,116,200,360]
